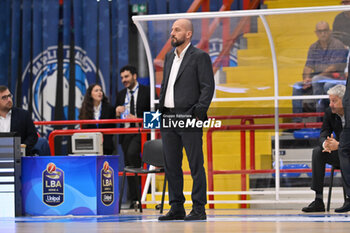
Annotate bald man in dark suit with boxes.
[158,19,215,221]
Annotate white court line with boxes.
[3,214,350,223]
[139,214,350,222]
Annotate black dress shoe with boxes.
[158,209,186,221]
[335,199,350,213]
[184,209,206,221]
[129,201,139,210]
[302,199,325,212]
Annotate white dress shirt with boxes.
[0,110,12,132]
[164,42,191,108]
[124,82,139,128]
[341,114,345,128]
[93,102,102,120]
[124,82,139,115]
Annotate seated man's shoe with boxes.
[302,199,325,212]
[129,201,139,210]
[158,209,186,221]
[184,209,207,221]
[335,199,350,213]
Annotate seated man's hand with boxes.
[322,134,339,153]
[302,77,312,90]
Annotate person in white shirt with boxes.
[115,65,150,209]
[158,19,215,221]
[0,85,38,156]
[79,84,115,155]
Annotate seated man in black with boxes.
[0,85,38,155]
[302,84,346,212]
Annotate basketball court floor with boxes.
[1,209,349,233]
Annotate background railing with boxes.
[34,112,335,208]
[133,5,350,206]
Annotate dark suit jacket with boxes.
[115,84,150,143]
[159,44,215,120]
[116,84,150,118]
[10,107,38,156]
[344,63,350,128]
[82,102,116,154]
[319,107,343,146]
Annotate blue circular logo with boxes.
[21,45,105,136]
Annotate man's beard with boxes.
[126,80,136,90]
[171,37,185,47]
[0,104,12,113]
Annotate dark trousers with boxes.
[339,128,350,196]
[121,134,141,202]
[161,127,207,213]
[311,146,340,193]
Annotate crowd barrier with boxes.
[33,112,328,208]
[207,112,324,208]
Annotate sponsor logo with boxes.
[143,110,222,129]
[143,110,161,129]
[162,116,222,128]
[21,45,105,136]
[42,162,64,206]
[162,114,222,129]
[101,161,114,206]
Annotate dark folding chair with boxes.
[327,165,346,211]
[118,139,167,213]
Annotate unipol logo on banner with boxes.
[21,45,105,136]
[42,162,64,207]
[101,161,114,206]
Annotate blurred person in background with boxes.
[292,21,348,118]
[79,84,115,155]
[115,65,150,209]
[332,0,350,48]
